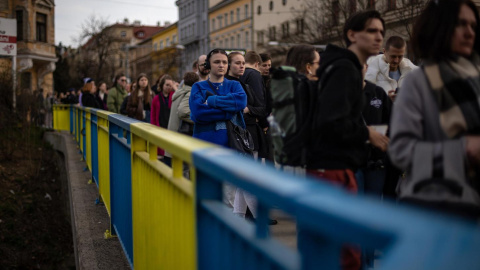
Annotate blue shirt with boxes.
[389,69,401,82]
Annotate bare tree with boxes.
[74,15,119,83]
[384,0,428,40]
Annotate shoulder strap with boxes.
[206,80,219,95]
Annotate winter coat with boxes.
[107,85,127,113]
[365,54,417,93]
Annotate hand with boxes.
[368,126,390,152]
[466,136,480,166]
[243,107,250,114]
[387,90,397,102]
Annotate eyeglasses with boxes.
[120,79,127,82]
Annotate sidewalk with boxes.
[45,131,130,270]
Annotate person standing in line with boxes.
[126,73,154,122]
[365,35,417,101]
[197,54,210,81]
[96,81,108,110]
[389,0,480,220]
[307,10,389,270]
[44,92,54,128]
[189,49,247,147]
[107,74,128,113]
[151,74,177,161]
[259,53,274,162]
[81,79,101,109]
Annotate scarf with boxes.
[423,54,480,138]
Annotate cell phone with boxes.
[395,87,399,94]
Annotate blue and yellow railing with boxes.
[53,104,480,270]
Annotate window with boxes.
[166,38,170,47]
[203,20,206,34]
[16,10,23,41]
[137,31,145,38]
[269,1,274,11]
[173,35,177,44]
[349,0,357,14]
[21,72,31,90]
[212,18,216,31]
[36,13,47,42]
[296,19,304,34]
[154,43,157,51]
[283,0,287,5]
[237,8,240,21]
[388,0,396,10]
[257,31,264,44]
[219,16,222,28]
[121,31,127,38]
[245,31,249,48]
[270,26,276,40]
[231,36,234,47]
[332,0,340,25]
[282,22,289,38]
[258,5,262,15]
[225,38,229,48]
[237,33,241,48]
[160,41,164,49]
[245,4,249,19]
[230,11,234,24]
[220,40,223,48]
[225,13,228,26]
[367,0,375,9]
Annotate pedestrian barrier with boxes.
[54,104,480,270]
[52,104,70,131]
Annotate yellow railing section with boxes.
[53,104,70,131]
[85,110,92,171]
[130,123,213,270]
[97,110,113,216]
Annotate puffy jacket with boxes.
[365,54,417,93]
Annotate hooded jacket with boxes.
[107,85,127,113]
[307,44,369,170]
[365,54,417,93]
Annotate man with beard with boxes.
[197,54,210,81]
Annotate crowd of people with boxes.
[51,0,480,269]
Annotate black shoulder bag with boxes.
[206,80,254,157]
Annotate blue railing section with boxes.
[108,114,140,268]
[82,110,87,162]
[193,147,480,270]
[64,105,480,270]
[91,111,99,187]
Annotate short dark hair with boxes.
[260,53,271,62]
[183,72,200,87]
[285,44,316,74]
[385,36,406,51]
[192,60,198,69]
[411,0,480,61]
[244,51,262,65]
[343,10,385,47]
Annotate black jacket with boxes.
[307,44,369,170]
[82,92,101,109]
[226,75,267,155]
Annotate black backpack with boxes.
[269,66,316,166]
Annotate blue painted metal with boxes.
[91,110,99,187]
[82,110,86,161]
[192,147,480,270]
[108,114,141,269]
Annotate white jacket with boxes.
[365,54,417,94]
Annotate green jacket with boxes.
[107,85,127,113]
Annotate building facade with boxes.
[208,0,253,51]
[0,0,57,95]
[151,22,180,82]
[176,0,209,76]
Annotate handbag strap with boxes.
[206,80,219,95]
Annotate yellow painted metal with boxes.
[97,110,114,216]
[130,123,215,270]
[86,111,92,171]
[52,104,70,131]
